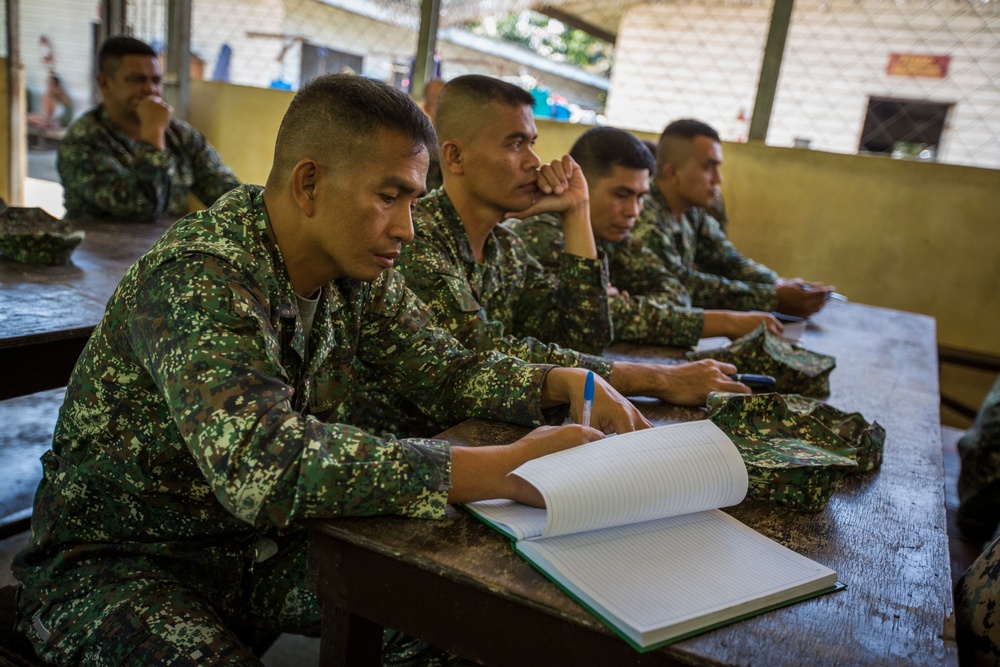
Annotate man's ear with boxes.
[96,73,109,97]
[661,162,678,182]
[291,158,319,217]
[440,140,463,175]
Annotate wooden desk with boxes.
[308,302,956,666]
[0,218,173,399]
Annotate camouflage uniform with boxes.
[955,533,1000,664]
[57,105,240,222]
[957,374,1000,541]
[12,185,553,664]
[633,180,779,312]
[341,189,613,438]
[707,392,884,512]
[508,213,705,348]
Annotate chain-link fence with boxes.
[15,0,1000,170]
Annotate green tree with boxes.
[467,11,613,76]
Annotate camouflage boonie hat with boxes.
[707,392,885,512]
[687,324,835,398]
[0,207,84,265]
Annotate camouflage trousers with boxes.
[955,534,1000,664]
[958,374,1000,542]
[17,530,320,666]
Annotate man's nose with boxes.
[391,208,415,244]
[524,146,541,171]
[628,197,642,218]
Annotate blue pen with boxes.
[582,371,595,427]
[728,374,776,389]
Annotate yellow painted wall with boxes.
[190,84,1000,362]
[189,80,294,186]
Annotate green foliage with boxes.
[466,11,613,76]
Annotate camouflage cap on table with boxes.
[688,324,836,398]
[707,392,885,512]
[0,207,85,265]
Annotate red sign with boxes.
[887,53,950,79]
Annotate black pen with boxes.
[800,284,848,302]
[728,374,776,389]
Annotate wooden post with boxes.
[748,0,794,143]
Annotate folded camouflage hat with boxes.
[687,324,835,398]
[707,392,885,512]
[0,207,84,265]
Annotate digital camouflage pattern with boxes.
[688,324,835,398]
[955,533,1000,664]
[12,185,553,664]
[957,373,1000,541]
[58,105,240,221]
[633,179,779,312]
[707,392,884,511]
[0,207,84,265]
[508,213,705,348]
[340,189,613,438]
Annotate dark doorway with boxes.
[858,96,951,160]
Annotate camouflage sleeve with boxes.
[692,211,778,285]
[509,228,613,356]
[610,295,704,348]
[356,269,553,427]
[957,374,1000,540]
[58,126,174,221]
[398,233,614,378]
[634,220,778,312]
[177,124,242,207]
[608,238,692,307]
[128,255,452,525]
[506,215,564,271]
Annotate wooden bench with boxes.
[26,126,65,151]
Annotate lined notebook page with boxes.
[513,421,748,538]
[464,498,547,540]
[516,509,838,647]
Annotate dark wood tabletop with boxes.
[0,217,174,399]
[307,301,956,666]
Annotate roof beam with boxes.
[538,5,617,45]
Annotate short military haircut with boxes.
[267,73,437,186]
[98,36,158,77]
[435,74,535,145]
[570,127,655,183]
[656,118,721,172]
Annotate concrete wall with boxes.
[1,57,9,204]
[190,81,1000,362]
[608,0,1000,169]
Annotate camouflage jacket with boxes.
[507,213,705,348]
[339,190,614,438]
[13,185,553,605]
[57,105,240,221]
[633,180,779,312]
[398,189,614,372]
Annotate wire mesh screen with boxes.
[0,0,7,59]
[80,0,1000,170]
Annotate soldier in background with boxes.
[13,73,646,664]
[641,137,728,232]
[511,127,782,348]
[954,374,1000,664]
[58,36,240,221]
[634,118,831,318]
[340,75,748,441]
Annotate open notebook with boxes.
[464,420,842,652]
